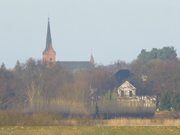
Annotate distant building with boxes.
[141,75,148,82]
[42,19,95,71]
[117,81,136,97]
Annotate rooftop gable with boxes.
[118,81,136,91]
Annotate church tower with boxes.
[43,19,56,64]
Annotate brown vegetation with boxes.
[0,111,179,126]
[0,47,180,118]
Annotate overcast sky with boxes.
[1,0,180,67]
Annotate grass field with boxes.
[0,112,179,134]
[0,126,179,135]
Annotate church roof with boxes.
[56,61,94,71]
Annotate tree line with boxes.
[132,46,180,111]
[0,59,116,115]
[0,46,179,118]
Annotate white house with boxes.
[117,81,136,97]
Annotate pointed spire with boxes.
[90,54,95,64]
[44,18,53,53]
[42,18,56,65]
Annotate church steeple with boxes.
[44,18,53,52]
[43,18,56,64]
[90,54,95,64]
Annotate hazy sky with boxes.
[1,0,180,67]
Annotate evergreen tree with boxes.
[137,46,177,62]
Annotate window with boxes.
[121,91,124,96]
[129,91,133,97]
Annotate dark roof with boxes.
[56,61,94,71]
[115,69,132,82]
[43,19,53,53]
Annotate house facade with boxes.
[117,81,136,97]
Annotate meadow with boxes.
[0,126,179,135]
[0,112,180,135]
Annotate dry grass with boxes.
[104,118,180,126]
[0,126,179,135]
[0,111,179,127]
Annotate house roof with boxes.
[56,61,94,71]
[115,69,132,82]
[118,81,136,91]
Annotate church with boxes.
[42,19,95,71]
